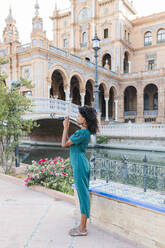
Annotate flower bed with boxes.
[25,157,74,195]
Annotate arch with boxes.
[102,53,111,70]
[70,75,81,105]
[99,83,106,118]
[98,81,108,97]
[108,86,117,119]
[123,51,129,73]
[69,71,84,91]
[85,80,94,106]
[124,86,137,112]
[48,64,69,87]
[143,84,158,111]
[157,28,165,43]
[51,70,65,100]
[144,31,152,46]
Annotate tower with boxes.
[3,7,19,43]
[31,0,47,48]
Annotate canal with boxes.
[20,145,165,166]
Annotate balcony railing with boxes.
[144,110,158,116]
[124,111,137,116]
[16,43,31,53]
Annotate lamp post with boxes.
[92,29,100,113]
[11,80,21,168]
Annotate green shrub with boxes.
[24,157,74,195]
[97,136,109,144]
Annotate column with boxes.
[105,98,109,121]
[80,93,85,106]
[128,61,131,73]
[64,88,71,114]
[114,99,118,121]
[158,82,165,123]
[137,85,144,122]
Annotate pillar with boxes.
[80,93,85,106]
[64,88,71,114]
[114,99,118,121]
[137,85,144,123]
[157,82,165,123]
[128,61,131,73]
[105,97,109,121]
[118,94,124,122]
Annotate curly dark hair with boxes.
[78,105,99,134]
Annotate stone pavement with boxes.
[0,176,146,248]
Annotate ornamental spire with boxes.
[34,0,40,16]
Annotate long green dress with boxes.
[70,129,91,218]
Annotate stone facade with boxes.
[1,0,165,123]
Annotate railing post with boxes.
[143,154,148,192]
[90,151,96,181]
[105,153,109,183]
[121,155,128,184]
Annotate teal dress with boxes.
[70,129,91,218]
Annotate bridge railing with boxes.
[27,97,79,118]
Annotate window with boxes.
[144,32,152,46]
[124,30,127,40]
[157,29,165,43]
[63,39,67,48]
[85,57,90,62]
[32,39,37,46]
[148,59,155,70]
[40,40,43,47]
[104,28,108,39]
[128,33,130,42]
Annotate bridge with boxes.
[24,97,79,123]
[24,97,165,139]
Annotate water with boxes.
[20,145,165,166]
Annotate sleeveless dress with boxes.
[70,129,91,218]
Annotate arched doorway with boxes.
[102,53,111,70]
[123,51,129,73]
[124,86,137,114]
[51,70,65,100]
[109,87,116,119]
[144,84,158,111]
[70,76,81,105]
[85,80,93,106]
[99,84,106,118]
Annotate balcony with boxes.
[124,111,137,116]
[144,110,158,116]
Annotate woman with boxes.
[61,105,98,236]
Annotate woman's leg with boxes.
[80,214,87,232]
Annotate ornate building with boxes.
[1,0,165,123]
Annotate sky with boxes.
[0,0,165,44]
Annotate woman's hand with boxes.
[63,116,70,129]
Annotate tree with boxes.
[0,58,38,173]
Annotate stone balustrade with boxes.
[24,97,79,121]
[99,122,165,137]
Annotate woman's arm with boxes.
[61,117,73,147]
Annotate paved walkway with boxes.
[0,176,146,248]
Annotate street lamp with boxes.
[92,29,100,113]
[11,80,21,168]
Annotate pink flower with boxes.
[61,166,64,169]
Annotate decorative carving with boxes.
[78,8,91,22]
[21,66,32,80]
